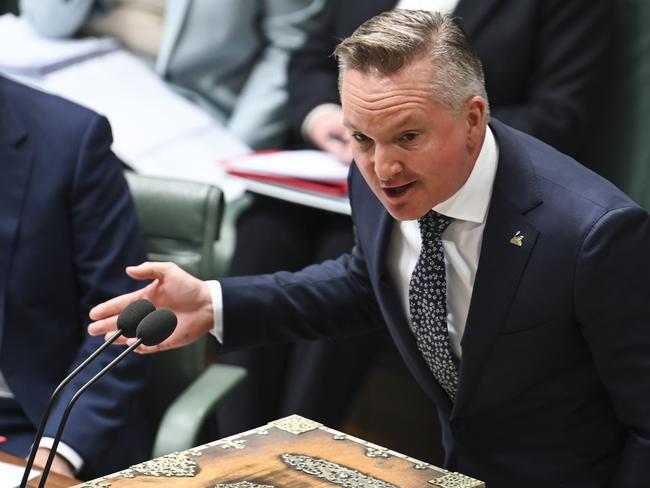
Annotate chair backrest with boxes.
[124,171,223,280]
[124,171,224,439]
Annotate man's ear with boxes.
[465,96,487,153]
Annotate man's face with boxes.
[341,57,487,221]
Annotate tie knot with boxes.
[418,211,452,238]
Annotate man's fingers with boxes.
[104,331,129,345]
[89,288,144,320]
[130,341,163,355]
[126,261,174,281]
[323,139,352,165]
[88,316,119,336]
[333,146,353,165]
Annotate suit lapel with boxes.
[0,80,33,336]
[155,0,192,76]
[454,0,501,37]
[365,189,454,413]
[452,120,542,416]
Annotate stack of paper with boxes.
[0,14,118,77]
[37,50,250,198]
[222,150,350,196]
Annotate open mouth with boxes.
[383,182,414,197]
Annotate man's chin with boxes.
[383,201,428,221]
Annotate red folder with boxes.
[225,169,348,196]
[221,150,349,197]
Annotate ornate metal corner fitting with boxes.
[269,415,322,435]
[214,482,275,488]
[76,481,112,488]
[120,451,200,478]
[282,453,398,488]
[365,447,390,458]
[429,472,484,488]
[220,439,247,450]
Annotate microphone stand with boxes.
[19,329,124,488]
[36,338,144,488]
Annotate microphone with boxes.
[19,299,155,488]
[37,309,177,488]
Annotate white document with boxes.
[134,125,249,201]
[0,14,118,77]
[42,50,217,160]
[0,459,39,488]
[39,50,250,180]
[223,150,349,182]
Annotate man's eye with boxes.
[401,132,418,142]
[353,133,370,143]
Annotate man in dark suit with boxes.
[217,0,612,437]
[89,10,650,487]
[0,75,151,478]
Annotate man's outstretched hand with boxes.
[88,262,214,353]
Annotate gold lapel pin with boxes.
[510,231,524,247]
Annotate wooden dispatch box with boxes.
[74,415,484,488]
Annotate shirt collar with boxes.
[433,126,498,225]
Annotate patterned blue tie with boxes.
[408,210,459,400]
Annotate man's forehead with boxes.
[342,102,435,138]
[341,70,438,125]
[342,57,435,86]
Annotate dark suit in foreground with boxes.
[220,119,650,487]
[0,76,150,477]
[217,0,612,436]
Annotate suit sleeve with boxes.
[226,0,324,149]
[490,0,612,157]
[574,205,650,486]
[19,0,97,38]
[43,114,151,470]
[219,236,384,350]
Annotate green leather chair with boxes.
[124,171,246,457]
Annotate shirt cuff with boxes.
[206,280,224,344]
[39,437,84,474]
[301,103,342,141]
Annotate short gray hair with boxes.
[335,9,489,116]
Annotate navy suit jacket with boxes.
[0,76,151,477]
[288,0,611,157]
[221,120,650,487]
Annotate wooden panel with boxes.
[74,415,483,488]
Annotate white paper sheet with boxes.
[0,459,39,488]
[0,14,118,77]
[41,51,224,160]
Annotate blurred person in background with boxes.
[20,0,324,149]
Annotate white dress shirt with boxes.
[387,128,498,359]
[211,127,499,357]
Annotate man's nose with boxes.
[373,144,403,180]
